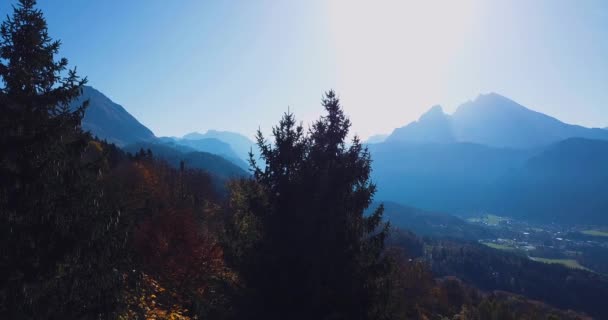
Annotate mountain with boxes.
[183,130,256,162]
[161,137,249,169]
[492,138,608,224]
[370,137,608,224]
[369,141,534,215]
[71,87,250,180]
[385,105,455,144]
[123,142,248,187]
[388,93,608,149]
[451,93,608,148]
[364,134,389,144]
[71,86,156,146]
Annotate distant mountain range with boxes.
[183,130,256,161]
[74,86,250,177]
[372,94,608,224]
[159,136,249,170]
[371,137,608,224]
[161,130,257,169]
[75,86,608,224]
[387,93,608,149]
[72,86,253,175]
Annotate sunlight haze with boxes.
[3,0,606,139]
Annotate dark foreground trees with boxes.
[0,0,126,317]
[226,91,393,320]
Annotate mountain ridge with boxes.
[72,86,156,146]
[182,130,256,163]
[161,136,249,169]
[387,93,608,149]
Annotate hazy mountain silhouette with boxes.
[492,138,608,224]
[364,134,389,144]
[370,137,608,223]
[160,136,249,169]
[369,141,534,214]
[386,105,455,144]
[183,130,256,162]
[75,86,608,223]
[71,87,252,178]
[71,86,156,146]
[387,93,608,149]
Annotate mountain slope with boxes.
[162,137,249,169]
[72,86,156,146]
[183,130,256,162]
[371,137,608,224]
[492,138,608,223]
[386,105,455,144]
[71,87,251,180]
[364,134,389,144]
[369,141,533,214]
[452,93,608,148]
[388,93,608,149]
[123,142,248,185]
[372,201,495,240]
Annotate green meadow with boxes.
[581,230,608,237]
[529,257,589,271]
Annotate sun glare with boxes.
[327,0,478,138]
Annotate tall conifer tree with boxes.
[0,1,124,317]
[228,91,391,319]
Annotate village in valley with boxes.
[469,214,608,272]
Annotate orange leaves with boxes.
[100,154,232,317]
[135,162,159,190]
[134,208,225,288]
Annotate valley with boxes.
[466,214,608,274]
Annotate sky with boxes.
[1,0,607,139]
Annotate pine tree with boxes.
[228,91,391,319]
[0,0,125,317]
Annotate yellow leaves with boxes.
[88,140,103,153]
[121,273,192,320]
[83,140,105,164]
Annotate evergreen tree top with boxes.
[0,0,86,113]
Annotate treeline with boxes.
[0,1,595,319]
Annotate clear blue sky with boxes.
[2,0,607,139]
